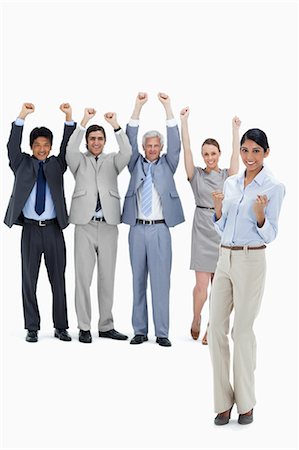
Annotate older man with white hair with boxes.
[122,92,184,347]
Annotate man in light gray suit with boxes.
[66,108,132,343]
[122,92,184,347]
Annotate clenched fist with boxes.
[180,107,190,121]
[104,112,120,129]
[18,103,35,120]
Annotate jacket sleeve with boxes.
[65,125,85,174]
[57,122,77,172]
[126,124,141,173]
[7,122,25,173]
[164,125,181,174]
[113,129,132,174]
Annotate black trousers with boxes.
[21,221,69,330]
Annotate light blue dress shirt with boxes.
[214,167,285,246]
[15,118,75,220]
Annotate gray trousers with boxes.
[208,247,266,414]
[74,221,118,331]
[129,223,172,338]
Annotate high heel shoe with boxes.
[202,328,208,345]
[214,405,233,426]
[190,316,201,340]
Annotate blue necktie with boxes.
[141,163,152,217]
[35,161,46,215]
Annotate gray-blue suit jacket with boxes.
[122,124,185,227]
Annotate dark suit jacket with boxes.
[4,122,76,229]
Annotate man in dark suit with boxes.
[4,102,76,342]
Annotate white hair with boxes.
[142,130,164,147]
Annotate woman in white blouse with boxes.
[209,128,285,426]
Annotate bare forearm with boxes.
[164,104,174,120]
[131,105,143,120]
[181,121,194,179]
[229,128,240,175]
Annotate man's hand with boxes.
[253,194,268,227]
[131,92,148,120]
[180,107,190,121]
[158,92,174,119]
[81,108,96,128]
[158,92,170,106]
[212,191,224,220]
[60,103,72,122]
[104,112,120,130]
[18,103,35,120]
[136,92,148,107]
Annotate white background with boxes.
[0,1,298,449]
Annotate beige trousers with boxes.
[74,221,118,331]
[208,246,266,414]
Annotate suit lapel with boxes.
[85,151,107,172]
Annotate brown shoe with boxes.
[202,328,208,345]
[190,316,201,340]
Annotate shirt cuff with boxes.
[128,119,139,127]
[166,118,177,127]
[15,118,25,126]
[256,217,271,239]
[78,124,86,131]
[65,120,75,126]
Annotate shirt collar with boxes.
[237,166,267,187]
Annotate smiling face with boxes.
[240,139,269,176]
[87,130,106,156]
[143,136,163,162]
[31,137,52,161]
[201,144,221,172]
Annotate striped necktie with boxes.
[141,163,152,217]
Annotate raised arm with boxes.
[158,93,180,173]
[66,108,96,174]
[180,107,195,180]
[7,103,35,172]
[57,103,76,172]
[104,112,132,173]
[228,116,241,176]
[126,92,148,172]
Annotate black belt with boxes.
[24,218,58,227]
[221,245,266,250]
[196,205,215,210]
[136,219,165,225]
[91,217,106,222]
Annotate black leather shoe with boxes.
[156,337,172,347]
[54,328,72,341]
[130,334,148,344]
[79,329,92,343]
[238,409,253,425]
[26,330,38,343]
[98,329,128,340]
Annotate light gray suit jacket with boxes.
[66,125,132,225]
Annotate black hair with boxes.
[240,129,269,152]
[29,127,53,148]
[85,124,106,148]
